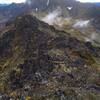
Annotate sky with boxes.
[0,0,100,4]
[0,0,26,4]
[77,0,100,2]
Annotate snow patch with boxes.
[47,0,50,6]
[67,7,72,10]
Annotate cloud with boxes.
[42,7,62,25]
[0,0,26,4]
[76,0,100,3]
[73,20,90,28]
[42,7,73,27]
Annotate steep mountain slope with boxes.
[27,0,76,9]
[0,15,100,99]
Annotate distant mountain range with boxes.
[0,1,100,18]
[0,0,100,30]
[0,4,9,7]
[94,3,100,6]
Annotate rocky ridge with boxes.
[0,15,100,99]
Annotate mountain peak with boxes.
[7,15,38,29]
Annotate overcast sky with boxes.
[77,0,100,2]
[0,0,100,4]
[0,0,26,4]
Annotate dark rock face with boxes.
[27,0,76,9]
[0,15,100,99]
